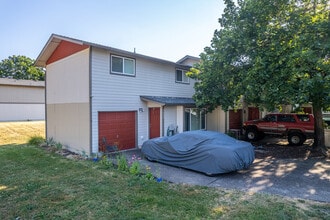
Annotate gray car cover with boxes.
[141,130,255,175]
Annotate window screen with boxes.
[111,55,135,76]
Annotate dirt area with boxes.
[251,136,326,159]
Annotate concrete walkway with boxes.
[124,150,330,203]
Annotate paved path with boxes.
[125,150,330,203]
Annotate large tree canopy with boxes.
[189,0,329,153]
[0,55,45,81]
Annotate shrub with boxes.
[100,155,114,169]
[46,137,56,147]
[28,136,45,146]
[117,154,128,172]
[129,161,141,175]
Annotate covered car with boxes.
[141,130,255,175]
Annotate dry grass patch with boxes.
[0,121,45,145]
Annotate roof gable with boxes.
[47,40,89,65]
[177,55,200,66]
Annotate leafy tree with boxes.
[188,0,329,154]
[0,55,45,81]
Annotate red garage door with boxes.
[98,111,136,151]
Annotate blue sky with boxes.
[1,0,225,62]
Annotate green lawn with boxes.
[0,122,329,219]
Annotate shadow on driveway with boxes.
[211,157,330,203]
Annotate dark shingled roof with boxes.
[140,96,195,106]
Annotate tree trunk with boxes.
[313,106,327,156]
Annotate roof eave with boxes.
[0,78,45,87]
[140,96,165,106]
[34,34,85,67]
[140,96,195,106]
[35,34,192,68]
[177,55,200,64]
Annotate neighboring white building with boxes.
[35,34,227,155]
[0,78,45,121]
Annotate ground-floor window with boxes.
[185,108,206,131]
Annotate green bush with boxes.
[117,154,128,172]
[129,161,141,175]
[28,136,45,146]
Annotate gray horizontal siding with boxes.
[90,48,196,153]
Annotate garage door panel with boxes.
[98,111,136,151]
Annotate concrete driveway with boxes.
[125,150,330,203]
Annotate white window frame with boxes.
[184,108,206,131]
[111,55,136,76]
[176,69,189,84]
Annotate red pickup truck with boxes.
[242,113,314,146]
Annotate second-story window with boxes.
[111,55,135,76]
[176,69,189,84]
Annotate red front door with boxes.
[149,107,160,139]
[248,107,260,120]
[229,109,242,129]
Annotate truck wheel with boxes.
[245,128,258,141]
[288,133,305,146]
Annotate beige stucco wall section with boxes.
[0,78,45,121]
[47,103,89,153]
[206,107,227,133]
[46,49,90,154]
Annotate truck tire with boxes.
[245,128,258,141]
[288,132,305,146]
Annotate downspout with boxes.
[89,46,93,155]
[162,105,165,136]
[44,67,48,141]
[225,111,228,133]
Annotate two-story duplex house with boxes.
[35,34,228,155]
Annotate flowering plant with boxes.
[144,165,154,180]
[128,154,141,175]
